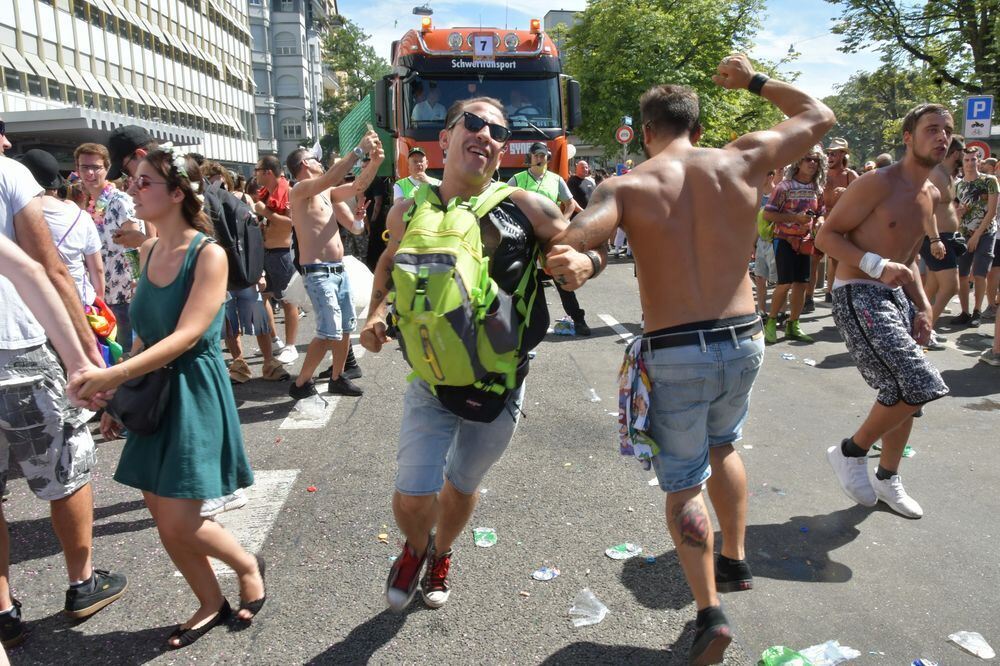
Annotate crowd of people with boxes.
[0,48,995,665]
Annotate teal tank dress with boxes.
[114,233,254,499]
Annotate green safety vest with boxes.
[513,170,560,203]
[396,176,442,200]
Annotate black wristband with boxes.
[585,250,603,278]
[748,73,769,95]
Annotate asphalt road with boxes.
[3,256,997,665]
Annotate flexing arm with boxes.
[330,144,386,203]
[548,179,621,252]
[70,243,230,398]
[291,132,380,203]
[13,198,103,366]
[715,54,836,183]
[359,200,410,353]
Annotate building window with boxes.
[73,1,86,20]
[280,117,303,139]
[47,79,63,100]
[4,69,21,92]
[281,0,295,11]
[27,74,43,97]
[274,32,297,55]
[275,75,300,97]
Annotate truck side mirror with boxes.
[375,76,395,135]
[567,79,582,132]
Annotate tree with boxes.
[821,60,963,163]
[318,18,391,149]
[828,0,998,98]
[561,0,787,155]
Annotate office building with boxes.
[0,0,257,169]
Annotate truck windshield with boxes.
[405,75,560,130]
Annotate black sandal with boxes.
[167,599,232,649]
[237,554,266,621]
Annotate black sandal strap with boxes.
[167,600,231,649]
[237,554,267,620]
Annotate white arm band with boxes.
[859,251,888,279]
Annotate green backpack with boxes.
[389,182,539,395]
[756,207,774,242]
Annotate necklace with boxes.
[86,183,117,227]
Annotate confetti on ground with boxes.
[306,486,317,492]
[377,533,389,543]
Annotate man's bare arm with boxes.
[290,154,359,203]
[547,180,621,252]
[349,149,385,200]
[364,201,409,324]
[715,54,836,182]
[14,198,103,366]
[814,173,883,268]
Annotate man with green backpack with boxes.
[360,97,605,612]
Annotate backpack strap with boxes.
[468,182,515,218]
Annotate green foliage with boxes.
[319,18,391,149]
[562,0,787,154]
[822,59,963,163]
[828,0,998,98]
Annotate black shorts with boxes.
[994,236,1000,268]
[774,238,811,284]
[919,231,959,271]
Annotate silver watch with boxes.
[352,146,364,159]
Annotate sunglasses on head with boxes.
[449,111,511,143]
[132,175,168,191]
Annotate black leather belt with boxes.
[302,263,344,274]
[643,318,762,351]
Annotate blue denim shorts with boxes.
[645,332,765,493]
[225,286,270,336]
[395,379,525,496]
[303,266,355,340]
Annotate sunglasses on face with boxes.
[802,157,822,164]
[449,111,511,143]
[132,175,168,191]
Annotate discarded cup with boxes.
[587,388,602,403]
[531,566,560,581]
[473,527,497,548]
[290,394,328,420]
[781,353,797,361]
[948,631,995,659]
[759,646,813,666]
[569,588,608,627]
[605,543,642,560]
[799,639,861,665]
[803,358,817,366]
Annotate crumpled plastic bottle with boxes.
[799,640,861,665]
[948,631,996,659]
[569,588,608,627]
[758,646,813,666]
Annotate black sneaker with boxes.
[573,318,592,336]
[64,569,127,619]
[824,292,833,303]
[690,606,732,666]
[714,554,753,593]
[802,296,816,314]
[0,599,26,648]
[970,310,982,327]
[288,380,318,400]
[318,362,362,381]
[328,376,363,396]
[776,312,789,326]
[951,311,973,326]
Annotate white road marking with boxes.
[279,341,365,430]
[598,314,634,342]
[210,469,300,576]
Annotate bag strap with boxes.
[56,209,84,248]
[182,235,211,301]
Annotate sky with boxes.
[338,0,881,100]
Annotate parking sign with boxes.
[965,95,993,138]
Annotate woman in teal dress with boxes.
[70,150,265,648]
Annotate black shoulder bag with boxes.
[107,238,210,435]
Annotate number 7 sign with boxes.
[473,34,494,62]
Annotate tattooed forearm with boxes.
[670,500,711,552]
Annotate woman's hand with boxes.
[99,411,123,441]
[68,365,125,401]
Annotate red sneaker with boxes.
[384,538,430,612]
[421,548,452,608]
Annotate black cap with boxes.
[408,146,426,157]
[108,125,153,180]
[17,149,64,190]
[529,142,551,156]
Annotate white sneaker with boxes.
[925,333,946,350]
[275,345,299,364]
[872,474,923,518]
[200,489,248,517]
[827,444,877,507]
[272,337,286,352]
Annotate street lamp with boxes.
[413,4,432,16]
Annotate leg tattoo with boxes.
[671,500,710,552]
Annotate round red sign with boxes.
[966,140,991,160]
[615,125,634,145]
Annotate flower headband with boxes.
[158,142,190,181]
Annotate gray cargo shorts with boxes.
[0,345,95,501]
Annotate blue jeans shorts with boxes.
[395,379,525,496]
[645,332,765,493]
[303,265,355,340]
[225,287,270,337]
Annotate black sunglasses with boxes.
[0,120,5,135]
[802,156,822,164]
[449,111,511,143]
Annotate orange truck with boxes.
[372,17,582,180]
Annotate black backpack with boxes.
[203,181,264,291]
